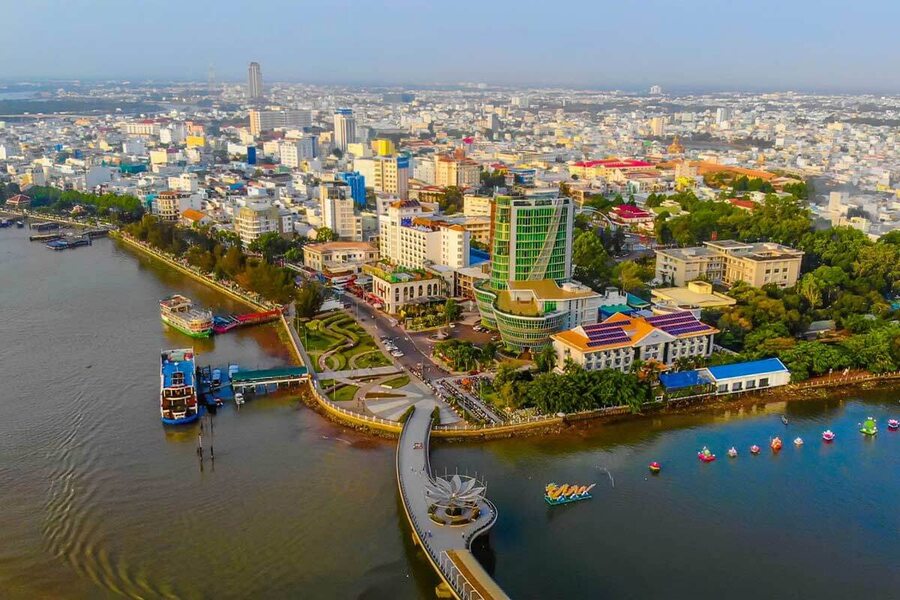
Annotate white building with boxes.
[249,109,312,135]
[320,180,362,241]
[378,199,469,270]
[168,173,198,193]
[700,358,791,394]
[333,108,356,152]
[552,311,718,373]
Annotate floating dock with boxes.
[30,233,63,242]
[211,309,281,334]
[46,236,92,251]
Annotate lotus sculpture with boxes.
[424,474,486,525]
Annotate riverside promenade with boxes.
[280,312,510,598]
[397,405,509,600]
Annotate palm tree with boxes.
[535,344,557,373]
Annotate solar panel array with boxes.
[645,311,711,336]
[584,323,632,347]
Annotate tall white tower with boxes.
[333,108,356,153]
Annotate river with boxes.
[0,225,897,599]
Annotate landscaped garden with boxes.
[296,312,392,372]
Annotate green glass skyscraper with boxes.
[475,195,602,353]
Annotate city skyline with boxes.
[2,0,899,93]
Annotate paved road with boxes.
[339,291,450,382]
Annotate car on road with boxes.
[391,350,405,358]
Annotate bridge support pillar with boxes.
[435,582,453,599]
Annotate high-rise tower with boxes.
[474,194,605,353]
[333,108,356,153]
[247,62,262,100]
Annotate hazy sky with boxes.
[3,0,899,92]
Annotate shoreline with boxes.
[113,232,273,313]
[106,227,900,443]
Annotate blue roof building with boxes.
[700,358,791,394]
[659,369,711,391]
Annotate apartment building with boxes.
[655,240,804,288]
[434,153,481,188]
[249,109,312,135]
[354,155,409,199]
[378,200,469,270]
[234,202,282,246]
[333,108,356,152]
[319,181,362,241]
[154,191,188,222]
[463,194,492,217]
[552,311,718,373]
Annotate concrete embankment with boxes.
[113,233,271,312]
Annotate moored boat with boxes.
[794,437,804,446]
[771,437,783,452]
[160,294,213,338]
[750,445,761,455]
[160,348,200,425]
[887,419,899,431]
[727,447,738,458]
[822,430,835,442]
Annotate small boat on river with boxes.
[545,483,595,505]
[794,437,804,446]
[727,447,738,458]
[649,462,661,474]
[860,417,877,436]
[887,419,899,431]
[771,437,783,452]
[698,447,716,463]
[822,430,835,442]
[750,445,761,455]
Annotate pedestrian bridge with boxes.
[396,404,510,600]
[230,366,309,392]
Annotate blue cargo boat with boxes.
[160,348,200,425]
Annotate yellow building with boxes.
[371,139,395,156]
[434,154,481,188]
[655,240,804,288]
[463,195,492,217]
[149,150,169,165]
[186,135,206,148]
